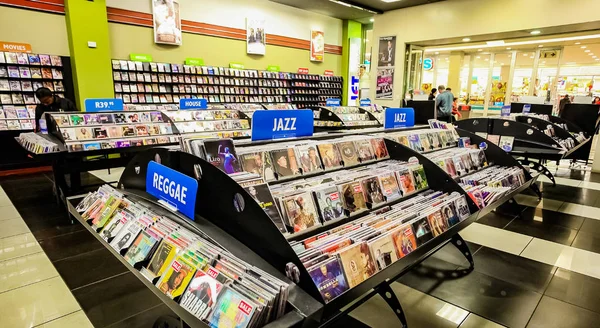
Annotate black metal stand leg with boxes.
[376,283,408,328]
[450,234,474,270]
[518,158,556,186]
[529,183,543,200]
[495,197,527,217]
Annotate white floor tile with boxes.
[514,194,563,211]
[459,313,506,328]
[557,202,600,220]
[459,223,533,255]
[0,205,21,221]
[538,175,582,188]
[580,180,600,191]
[40,310,93,328]
[521,238,600,280]
[89,167,124,183]
[0,276,81,327]
[0,252,58,293]
[0,233,42,262]
[0,218,30,239]
[0,192,12,207]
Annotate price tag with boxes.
[501,105,511,116]
[384,108,415,129]
[324,70,334,76]
[522,104,531,113]
[146,161,198,220]
[251,110,313,141]
[180,98,208,110]
[325,98,340,106]
[84,98,124,112]
[297,68,309,74]
[360,99,371,106]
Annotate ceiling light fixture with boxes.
[369,18,374,22]
[476,56,481,59]
[328,0,379,13]
[462,38,471,42]
[596,58,600,61]
[381,0,403,3]
[435,52,439,55]
[538,45,543,47]
[585,49,591,52]
[523,53,528,56]
[477,49,483,52]
[581,46,587,49]
[530,30,541,35]
[506,47,512,50]
[575,42,581,45]
[486,40,505,46]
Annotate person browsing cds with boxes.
[34,87,77,132]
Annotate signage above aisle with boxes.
[501,105,511,117]
[251,109,313,141]
[297,68,309,74]
[84,98,124,112]
[179,98,208,110]
[130,54,153,62]
[326,98,341,106]
[324,70,334,76]
[360,99,372,106]
[0,41,32,53]
[384,108,415,129]
[267,65,280,72]
[146,161,198,220]
[229,62,245,69]
[523,104,531,113]
[184,58,204,66]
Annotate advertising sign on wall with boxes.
[378,36,396,67]
[310,30,325,62]
[377,36,396,99]
[376,67,394,99]
[247,18,266,55]
[152,0,182,46]
[347,37,361,105]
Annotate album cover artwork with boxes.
[396,168,415,195]
[336,141,359,166]
[378,172,401,201]
[296,144,323,174]
[207,286,255,328]
[244,183,287,233]
[391,225,417,258]
[411,165,429,190]
[354,140,376,162]
[361,176,386,205]
[407,134,422,152]
[308,258,349,303]
[336,242,376,288]
[411,216,434,246]
[270,148,300,178]
[313,185,345,222]
[441,201,460,227]
[83,142,101,151]
[156,256,197,299]
[282,192,319,232]
[317,143,342,170]
[370,138,389,159]
[204,139,241,174]
[180,270,224,320]
[75,127,93,140]
[426,209,448,237]
[69,114,84,126]
[339,181,367,215]
[368,233,398,271]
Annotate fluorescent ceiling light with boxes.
[424,33,600,53]
[369,18,374,22]
[435,52,439,54]
[477,49,483,52]
[585,49,591,52]
[581,46,587,48]
[462,38,471,42]
[486,40,505,46]
[523,53,528,56]
[575,42,581,45]
[328,0,379,13]
[476,56,481,59]
[538,45,543,47]
[566,62,576,64]
[485,58,489,61]
[596,58,600,61]
[530,30,541,35]
[381,0,402,2]
[506,47,512,50]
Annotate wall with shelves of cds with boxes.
[111,59,343,107]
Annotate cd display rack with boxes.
[290,73,343,109]
[162,108,252,139]
[314,106,382,129]
[111,59,342,106]
[0,52,74,131]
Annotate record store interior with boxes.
[2,0,600,328]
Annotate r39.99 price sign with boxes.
[84,98,124,112]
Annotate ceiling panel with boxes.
[350,0,446,11]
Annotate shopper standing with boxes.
[558,94,571,116]
[435,85,453,122]
[34,87,78,132]
[428,88,438,101]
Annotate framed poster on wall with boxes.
[378,36,396,67]
[376,67,394,99]
[310,30,325,62]
[247,18,266,55]
[152,0,182,46]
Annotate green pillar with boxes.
[64,0,114,110]
[341,20,362,106]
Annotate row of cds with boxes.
[0,52,62,66]
[76,185,289,328]
[1,66,63,79]
[291,189,471,303]
[383,128,459,153]
[423,148,488,178]
[115,82,292,96]
[459,166,527,209]
[0,105,36,130]
[17,133,59,154]
[115,93,290,104]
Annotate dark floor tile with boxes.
[505,218,578,245]
[17,204,67,223]
[472,247,556,293]
[476,211,515,229]
[579,219,600,234]
[400,267,542,328]
[26,215,84,240]
[38,229,104,262]
[537,183,600,206]
[106,304,180,328]
[430,240,481,268]
[585,172,600,183]
[520,207,585,230]
[571,231,600,253]
[545,268,600,314]
[527,296,600,328]
[397,257,466,294]
[54,248,128,290]
[73,272,163,327]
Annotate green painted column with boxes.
[64,0,114,110]
[341,20,363,106]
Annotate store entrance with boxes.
[404,45,425,100]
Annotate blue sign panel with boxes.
[84,98,124,112]
[501,105,511,117]
[251,110,313,141]
[326,98,341,106]
[384,108,415,129]
[522,104,531,113]
[180,98,208,110]
[423,58,434,71]
[146,161,198,220]
[360,98,372,106]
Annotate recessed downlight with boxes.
[477,49,483,52]
[585,49,591,52]
[506,47,512,50]
[369,18,374,22]
[575,42,581,45]
[530,30,541,35]
[581,46,587,49]
[538,45,543,47]
[462,38,471,42]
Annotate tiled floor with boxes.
[6,164,600,327]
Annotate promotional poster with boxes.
[376,67,394,99]
[378,36,396,67]
[152,0,182,46]
[246,18,266,55]
[310,30,325,62]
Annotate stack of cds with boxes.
[315,107,381,127]
[76,185,290,328]
[423,148,488,178]
[17,132,60,154]
[291,191,471,303]
[458,166,526,208]
[124,104,179,111]
[383,128,459,153]
[0,105,35,130]
[164,109,250,135]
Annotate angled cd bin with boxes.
[313,106,382,131]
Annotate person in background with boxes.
[435,85,454,122]
[558,94,571,116]
[428,88,438,101]
[593,96,600,105]
[34,87,78,132]
[452,97,462,120]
